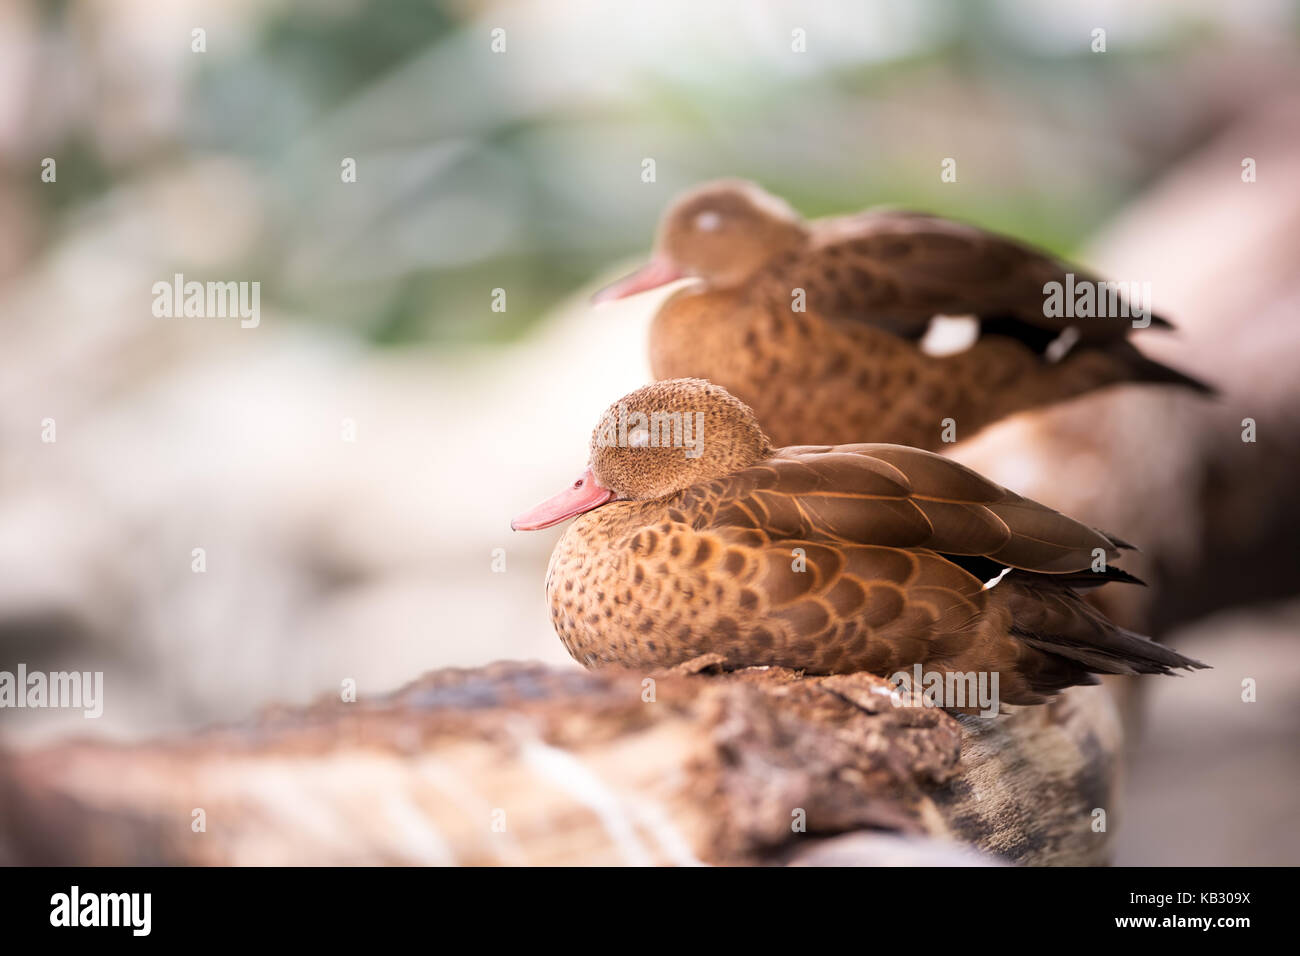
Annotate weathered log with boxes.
[0,657,1120,866]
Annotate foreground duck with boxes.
[596,181,1210,450]
[512,379,1205,706]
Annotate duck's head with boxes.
[593,180,808,301]
[511,379,773,530]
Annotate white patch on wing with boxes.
[920,314,980,356]
[982,567,1012,590]
[1044,325,1081,364]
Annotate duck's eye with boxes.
[628,427,651,448]
[694,210,722,233]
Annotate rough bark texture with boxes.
[0,657,1120,866]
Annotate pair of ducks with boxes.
[513,181,1208,706]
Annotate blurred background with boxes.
[1,0,1297,863]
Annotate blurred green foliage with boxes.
[12,0,1299,344]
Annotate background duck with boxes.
[512,379,1205,706]
[596,181,1211,450]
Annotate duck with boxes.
[595,180,1211,450]
[511,379,1205,706]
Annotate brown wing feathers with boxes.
[757,210,1213,394]
[694,443,1204,697]
[1005,579,1205,677]
[774,211,1151,344]
[727,443,1123,573]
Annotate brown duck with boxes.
[512,379,1205,706]
[596,181,1211,450]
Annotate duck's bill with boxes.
[591,257,685,302]
[511,468,615,531]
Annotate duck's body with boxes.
[517,381,1205,707]
[605,184,1209,450]
[650,289,1177,450]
